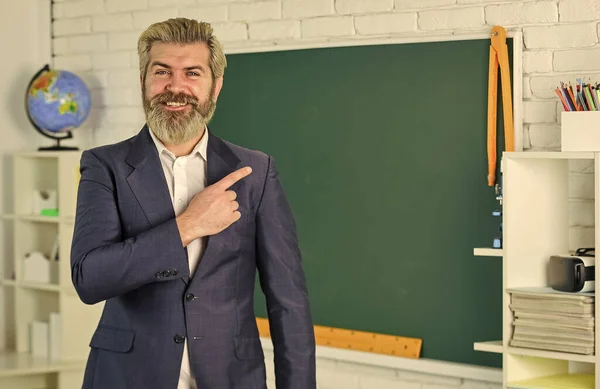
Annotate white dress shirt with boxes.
[149,128,208,389]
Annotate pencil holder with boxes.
[561,112,600,152]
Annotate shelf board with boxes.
[15,151,80,159]
[474,340,503,354]
[506,346,596,363]
[0,214,76,223]
[15,215,60,223]
[0,279,16,287]
[20,281,60,293]
[1,280,61,292]
[504,151,595,160]
[0,214,75,224]
[0,351,85,378]
[473,248,503,257]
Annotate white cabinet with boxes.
[0,151,103,389]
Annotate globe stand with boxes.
[26,64,82,152]
[36,129,79,152]
[38,137,79,152]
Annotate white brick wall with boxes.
[396,0,455,9]
[106,0,148,13]
[212,22,248,42]
[283,0,335,19]
[522,50,553,74]
[54,17,92,36]
[51,0,600,385]
[485,2,558,25]
[230,2,281,22]
[181,5,229,23]
[93,13,134,32]
[418,7,485,31]
[336,0,393,15]
[133,8,179,29]
[355,13,416,35]
[559,0,600,23]
[250,20,301,40]
[302,16,354,38]
[554,47,600,71]
[524,23,598,49]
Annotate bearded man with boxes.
[70,18,316,389]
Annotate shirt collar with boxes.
[149,126,209,161]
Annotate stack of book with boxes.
[508,287,594,355]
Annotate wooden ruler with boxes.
[487,25,514,187]
[256,318,422,359]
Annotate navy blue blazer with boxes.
[70,126,316,389]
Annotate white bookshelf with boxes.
[474,150,599,388]
[0,151,103,389]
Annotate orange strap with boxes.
[487,26,514,187]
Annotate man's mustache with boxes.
[151,92,199,108]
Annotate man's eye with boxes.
[156,70,169,75]
[187,72,200,77]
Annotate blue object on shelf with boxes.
[493,238,502,248]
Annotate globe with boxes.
[26,64,91,151]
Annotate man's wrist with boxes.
[175,215,195,247]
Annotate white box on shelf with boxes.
[561,111,600,152]
[30,320,48,358]
[22,251,58,284]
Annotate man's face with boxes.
[142,42,223,145]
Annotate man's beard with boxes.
[142,84,217,145]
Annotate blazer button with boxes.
[185,293,195,302]
[155,272,162,280]
[161,270,172,277]
[171,269,178,276]
[174,335,185,344]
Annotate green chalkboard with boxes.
[211,38,513,368]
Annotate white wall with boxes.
[50,0,599,387]
[0,0,52,351]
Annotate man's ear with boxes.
[212,77,224,102]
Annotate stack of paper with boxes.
[508,287,594,355]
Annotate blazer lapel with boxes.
[206,130,243,186]
[192,129,243,281]
[125,126,175,229]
